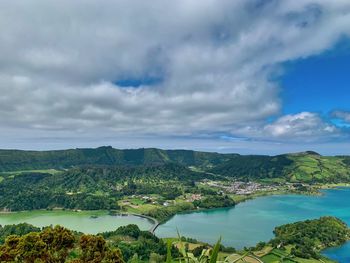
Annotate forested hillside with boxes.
[209,154,293,180]
[270,217,350,259]
[0,146,234,172]
[0,164,211,211]
[210,152,350,183]
[1,147,350,186]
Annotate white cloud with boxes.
[264,112,338,141]
[0,0,350,149]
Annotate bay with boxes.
[156,187,350,262]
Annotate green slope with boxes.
[0,146,234,172]
[0,163,211,211]
[210,151,350,183]
[1,147,350,183]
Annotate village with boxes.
[201,180,280,195]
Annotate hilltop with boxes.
[0,146,235,172]
[0,147,349,183]
[210,151,350,183]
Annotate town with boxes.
[201,180,279,195]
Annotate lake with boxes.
[156,187,350,262]
[1,190,349,262]
[0,210,154,234]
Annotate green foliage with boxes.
[253,241,266,251]
[79,235,107,262]
[210,155,292,180]
[285,154,350,183]
[0,164,205,211]
[100,224,175,262]
[0,225,124,263]
[174,237,224,263]
[0,223,40,244]
[192,246,207,257]
[101,224,141,239]
[41,225,76,262]
[209,237,221,263]
[270,216,350,259]
[211,152,350,183]
[0,147,350,188]
[0,221,343,263]
[146,202,195,223]
[0,225,76,262]
[193,195,235,209]
[166,240,172,263]
[0,147,234,172]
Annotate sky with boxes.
[0,0,350,155]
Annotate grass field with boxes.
[258,247,335,263]
[287,155,350,183]
[121,203,160,214]
[261,253,281,263]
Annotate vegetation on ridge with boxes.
[1,147,350,184]
[0,164,216,211]
[0,147,234,172]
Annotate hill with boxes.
[210,152,350,183]
[1,147,350,184]
[0,163,212,211]
[270,216,350,259]
[0,146,234,172]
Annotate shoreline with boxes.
[153,184,350,230]
[0,208,161,234]
[232,182,350,205]
[129,213,159,233]
[1,184,348,233]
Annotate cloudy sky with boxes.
[1,0,350,155]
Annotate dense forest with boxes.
[0,164,212,211]
[270,217,350,259]
[0,147,235,172]
[209,154,293,180]
[1,147,350,184]
[210,151,350,183]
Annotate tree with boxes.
[41,226,75,262]
[0,235,21,262]
[17,232,48,262]
[78,234,124,263]
[0,225,125,263]
[79,235,107,262]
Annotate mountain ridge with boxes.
[1,146,350,183]
[0,146,236,172]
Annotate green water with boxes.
[0,210,154,234]
[156,188,350,262]
[1,189,350,262]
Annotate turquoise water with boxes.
[323,242,350,263]
[156,188,350,262]
[0,210,154,234]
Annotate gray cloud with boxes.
[332,111,350,123]
[1,0,350,150]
